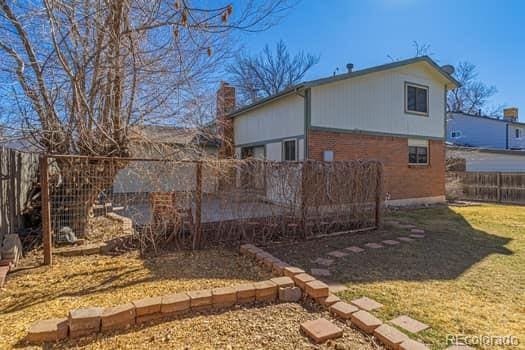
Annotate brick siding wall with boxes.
[308,130,445,200]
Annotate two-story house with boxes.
[446,108,525,150]
[216,56,459,206]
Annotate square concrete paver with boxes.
[382,240,400,245]
[397,236,414,242]
[313,257,335,266]
[330,301,359,319]
[283,266,305,277]
[311,268,331,277]
[399,339,430,350]
[300,318,343,344]
[410,228,425,234]
[327,250,348,258]
[351,310,383,334]
[390,315,430,333]
[351,296,383,311]
[305,280,329,299]
[374,324,409,350]
[345,246,364,253]
[365,242,384,249]
[293,273,317,289]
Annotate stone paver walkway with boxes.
[351,297,383,311]
[345,246,364,253]
[382,240,400,245]
[300,318,343,344]
[313,257,334,266]
[327,250,348,258]
[364,242,384,249]
[390,315,430,333]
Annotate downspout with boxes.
[293,86,309,160]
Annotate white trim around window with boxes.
[282,138,297,161]
[405,82,429,116]
[408,139,429,165]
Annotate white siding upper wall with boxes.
[310,62,446,139]
[233,94,305,146]
[266,142,282,161]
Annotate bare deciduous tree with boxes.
[226,39,319,104]
[0,0,292,155]
[0,0,291,235]
[447,61,498,115]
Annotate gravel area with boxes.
[52,301,384,350]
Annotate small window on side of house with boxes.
[408,139,429,165]
[515,128,523,139]
[282,139,297,161]
[405,83,429,115]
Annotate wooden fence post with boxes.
[40,155,52,266]
[375,163,383,228]
[192,161,203,250]
[497,172,502,203]
[300,161,308,239]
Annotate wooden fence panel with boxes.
[447,171,525,204]
[0,147,39,242]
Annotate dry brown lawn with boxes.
[267,204,525,349]
[1,247,383,350]
[1,248,272,349]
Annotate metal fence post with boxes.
[40,155,52,266]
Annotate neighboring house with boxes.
[446,108,525,150]
[113,125,220,196]
[216,56,459,206]
[447,145,525,172]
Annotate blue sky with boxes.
[239,0,524,120]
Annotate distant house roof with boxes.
[227,56,460,119]
[448,111,525,127]
[129,125,220,147]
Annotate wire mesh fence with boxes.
[41,155,383,254]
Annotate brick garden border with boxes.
[26,244,431,349]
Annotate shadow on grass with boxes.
[0,248,268,316]
[266,206,513,283]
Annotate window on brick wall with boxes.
[282,139,297,161]
[405,82,429,115]
[408,139,429,165]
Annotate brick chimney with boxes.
[503,107,519,122]
[216,82,236,158]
